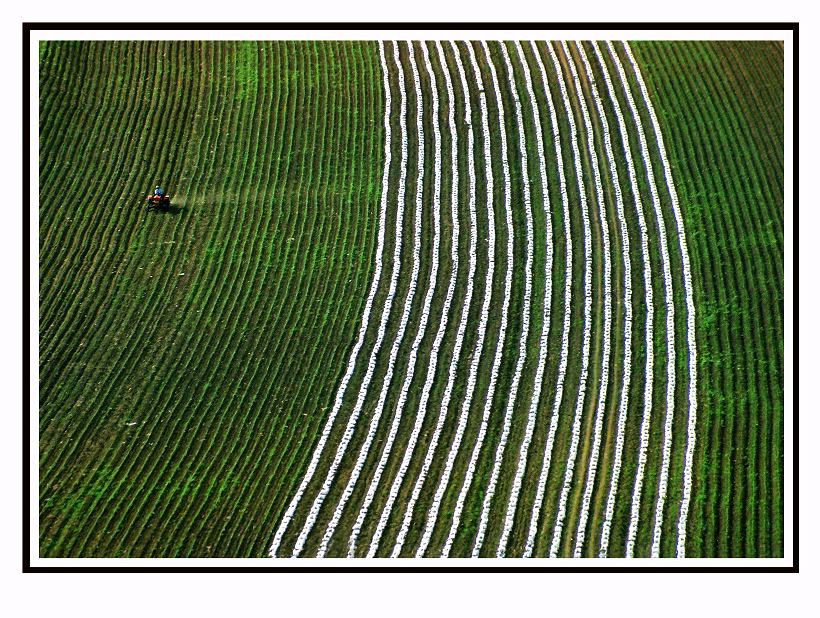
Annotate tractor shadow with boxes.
[148,204,187,216]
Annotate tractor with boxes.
[146,185,171,211]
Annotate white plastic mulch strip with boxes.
[572,41,627,558]
[300,39,428,558]
[286,39,412,558]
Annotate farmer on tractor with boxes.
[146,184,171,211]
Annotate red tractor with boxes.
[146,186,171,211]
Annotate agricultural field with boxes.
[38,39,784,558]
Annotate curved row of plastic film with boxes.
[571,41,624,558]
[602,41,677,559]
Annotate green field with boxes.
[39,40,783,558]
